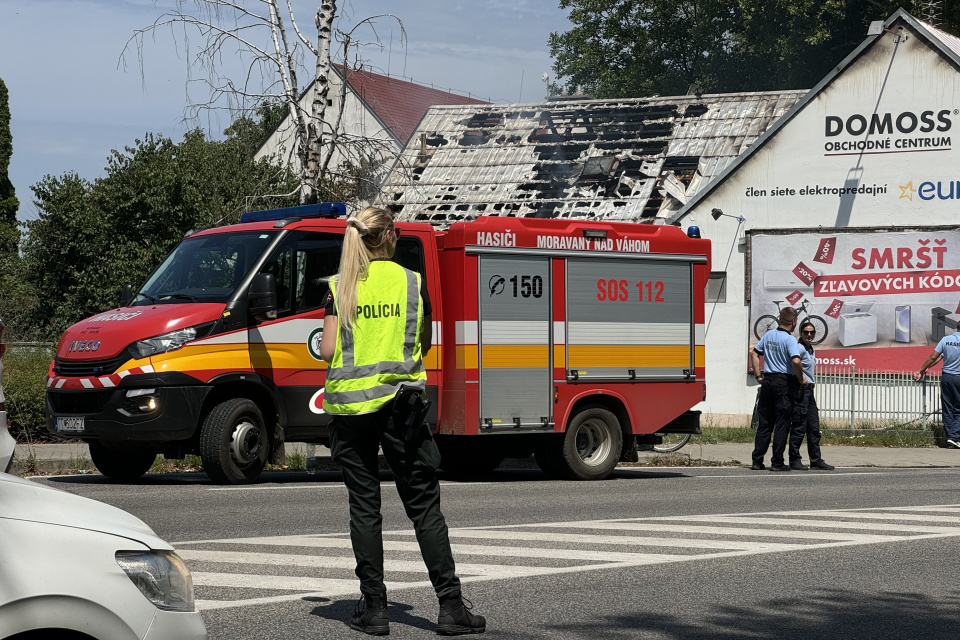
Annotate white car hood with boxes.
[0,473,172,550]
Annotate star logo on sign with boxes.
[899,181,917,201]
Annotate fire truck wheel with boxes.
[200,398,268,484]
[88,441,157,480]
[560,406,623,480]
[534,438,566,479]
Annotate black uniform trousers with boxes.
[752,373,799,467]
[789,386,823,465]
[329,403,461,599]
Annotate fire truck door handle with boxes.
[568,370,579,381]
[628,369,636,380]
[683,369,693,379]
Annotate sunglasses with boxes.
[802,330,816,336]
[391,226,401,237]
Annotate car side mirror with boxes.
[120,284,133,307]
[249,273,278,320]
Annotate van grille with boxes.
[48,390,115,414]
[53,352,131,377]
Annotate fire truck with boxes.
[46,205,709,484]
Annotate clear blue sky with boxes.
[0,0,570,221]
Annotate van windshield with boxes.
[135,231,278,305]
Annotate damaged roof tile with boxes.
[376,91,806,226]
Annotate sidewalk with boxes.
[8,440,960,475]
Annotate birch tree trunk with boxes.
[303,0,336,204]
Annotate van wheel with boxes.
[89,442,157,480]
[534,435,565,479]
[558,406,623,480]
[200,398,268,484]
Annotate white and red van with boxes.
[46,205,710,483]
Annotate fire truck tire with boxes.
[200,398,268,484]
[534,438,566,479]
[88,441,157,480]
[559,406,623,480]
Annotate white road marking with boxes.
[180,549,591,578]
[387,528,800,551]
[181,504,960,611]
[774,510,960,524]
[529,521,901,542]
[660,515,960,535]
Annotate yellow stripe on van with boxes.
[481,345,549,368]
[568,345,690,368]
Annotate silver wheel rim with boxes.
[229,419,262,466]
[575,418,612,467]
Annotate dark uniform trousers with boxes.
[752,373,799,467]
[329,403,461,599]
[789,386,822,465]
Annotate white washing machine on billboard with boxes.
[838,301,877,347]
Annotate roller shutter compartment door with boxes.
[566,259,693,380]
[478,255,551,428]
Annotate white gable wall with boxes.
[686,23,960,416]
[255,72,400,176]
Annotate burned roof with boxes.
[376,91,805,226]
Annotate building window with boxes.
[706,272,726,303]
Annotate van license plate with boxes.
[56,417,85,432]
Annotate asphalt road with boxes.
[37,465,960,639]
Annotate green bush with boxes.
[3,346,54,442]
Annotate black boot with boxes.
[437,595,486,635]
[351,592,389,635]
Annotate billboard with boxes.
[748,227,960,371]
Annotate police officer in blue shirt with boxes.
[915,331,960,449]
[749,307,808,470]
[788,322,834,470]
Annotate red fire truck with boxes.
[46,205,709,483]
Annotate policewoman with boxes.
[749,306,807,471]
[788,321,834,470]
[319,207,485,636]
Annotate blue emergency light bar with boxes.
[240,202,346,223]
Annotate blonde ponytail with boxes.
[332,207,395,330]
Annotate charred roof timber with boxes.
[377,91,806,226]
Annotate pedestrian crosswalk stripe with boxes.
[524,521,903,542]
[388,528,805,551]
[658,515,960,534]
[182,504,960,611]
[180,549,613,579]
[773,510,960,524]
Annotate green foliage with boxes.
[549,1,958,97]
[0,77,17,228]
[21,114,299,338]
[3,346,54,443]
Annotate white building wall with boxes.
[687,25,960,416]
[255,72,400,174]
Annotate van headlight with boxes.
[116,550,195,611]
[132,327,196,359]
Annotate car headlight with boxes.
[132,327,197,359]
[116,550,196,612]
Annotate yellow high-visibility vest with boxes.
[323,261,426,414]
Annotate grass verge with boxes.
[691,426,939,448]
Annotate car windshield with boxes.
[136,231,278,304]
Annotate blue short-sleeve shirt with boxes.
[935,333,960,375]
[754,328,801,374]
[798,344,816,384]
